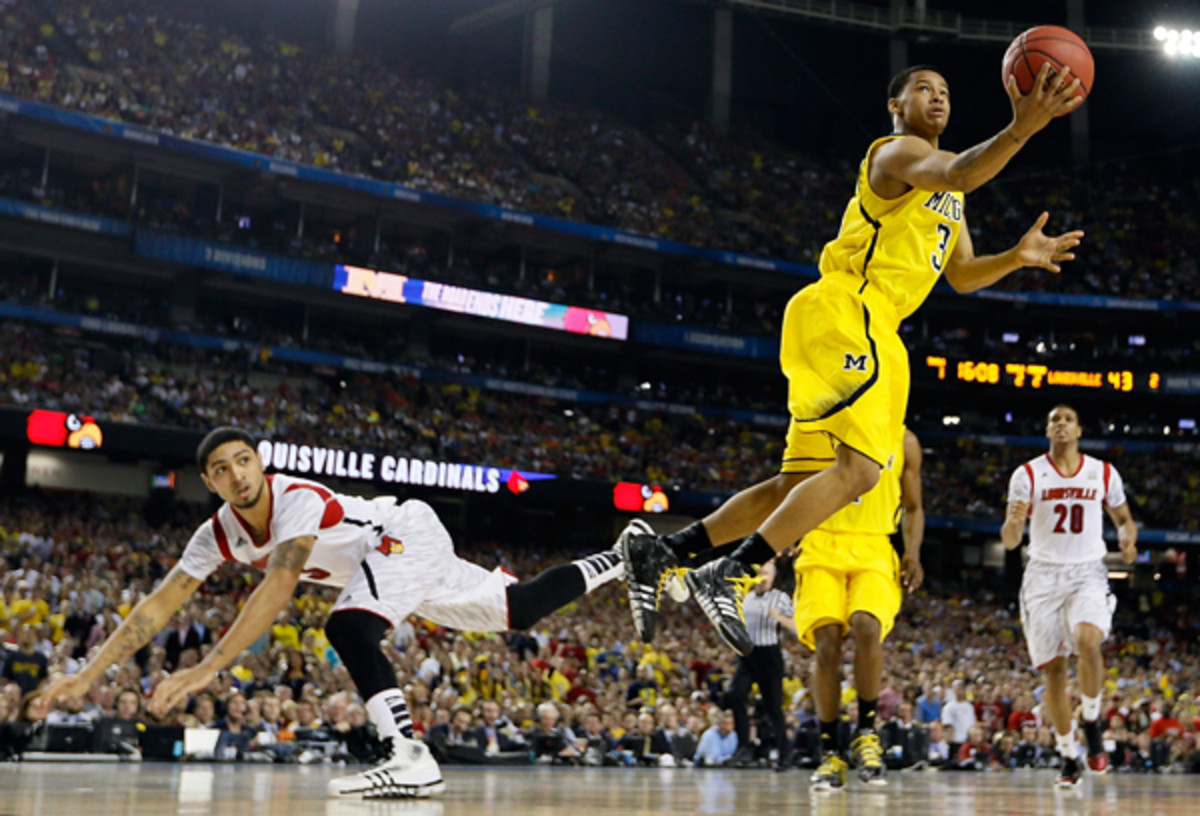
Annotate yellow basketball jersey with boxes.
[818,135,964,323]
[818,431,905,536]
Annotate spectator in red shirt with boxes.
[1006,692,1038,733]
[973,684,1007,735]
[956,724,997,770]
[1148,702,1184,740]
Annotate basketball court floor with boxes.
[3,763,1198,816]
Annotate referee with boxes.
[724,558,795,770]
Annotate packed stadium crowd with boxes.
[0,0,1197,302]
[2,316,1196,529]
[1,491,1198,772]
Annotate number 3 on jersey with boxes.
[931,223,952,272]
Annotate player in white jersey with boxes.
[38,427,627,799]
[1001,404,1137,788]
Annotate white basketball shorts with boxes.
[1019,557,1115,669]
[331,499,517,632]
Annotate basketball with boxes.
[1002,25,1093,115]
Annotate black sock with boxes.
[688,541,740,568]
[506,564,586,630]
[664,521,712,561]
[858,699,877,732]
[1082,718,1104,756]
[820,720,839,755]
[730,532,776,568]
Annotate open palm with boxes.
[1016,211,1084,273]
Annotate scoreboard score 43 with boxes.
[925,356,1161,393]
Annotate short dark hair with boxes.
[888,64,941,99]
[196,426,256,470]
[1049,403,1080,422]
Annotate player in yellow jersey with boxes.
[622,63,1084,655]
[804,429,923,790]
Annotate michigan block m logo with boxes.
[843,353,868,372]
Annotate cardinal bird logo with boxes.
[507,471,530,494]
[376,536,405,556]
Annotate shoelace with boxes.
[818,755,847,774]
[657,566,689,597]
[853,734,883,764]
[725,573,761,619]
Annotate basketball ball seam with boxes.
[1017,36,1094,93]
[1019,32,1037,94]
[1023,48,1091,94]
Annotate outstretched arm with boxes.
[39,566,202,713]
[150,535,315,714]
[943,212,1084,294]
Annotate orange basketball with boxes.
[1001,25,1093,116]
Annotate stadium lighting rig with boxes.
[1154,26,1199,58]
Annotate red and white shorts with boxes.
[331,499,517,632]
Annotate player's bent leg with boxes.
[808,622,847,790]
[700,472,810,548]
[325,610,445,799]
[1041,657,1082,788]
[1073,623,1109,773]
[848,612,886,786]
[843,552,899,786]
[508,546,623,631]
[757,445,881,558]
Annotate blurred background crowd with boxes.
[0,0,1197,301]
[2,492,1199,772]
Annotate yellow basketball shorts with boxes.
[779,281,908,472]
[793,529,902,650]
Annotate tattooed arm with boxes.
[200,535,315,673]
[39,565,202,712]
[149,535,315,715]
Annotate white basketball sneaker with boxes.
[327,737,445,799]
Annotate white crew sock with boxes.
[366,688,412,741]
[1055,729,1077,760]
[572,549,623,593]
[1081,693,1101,723]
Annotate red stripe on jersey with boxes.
[212,514,235,562]
[1045,453,1085,479]
[286,482,345,529]
[1023,463,1035,517]
[286,482,332,501]
[1103,461,1112,507]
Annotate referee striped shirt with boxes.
[742,587,793,647]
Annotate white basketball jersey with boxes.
[179,474,394,587]
[1007,453,1126,564]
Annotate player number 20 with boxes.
[1052,503,1084,535]
[931,223,952,272]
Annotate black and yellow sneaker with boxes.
[618,519,679,643]
[850,728,887,786]
[684,557,756,656]
[810,752,848,792]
